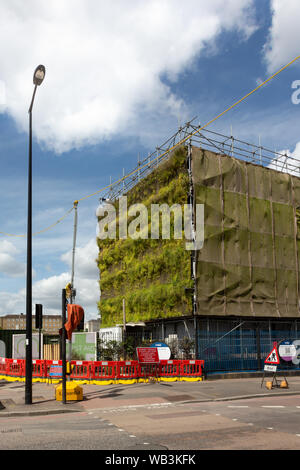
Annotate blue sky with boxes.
[0,0,299,320]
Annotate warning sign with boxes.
[136,347,159,363]
[264,342,280,365]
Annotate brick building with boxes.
[0,314,62,333]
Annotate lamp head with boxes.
[33,65,46,86]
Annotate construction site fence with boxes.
[0,358,204,384]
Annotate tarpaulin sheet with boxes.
[65,304,84,340]
[192,147,300,318]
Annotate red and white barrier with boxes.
[0,358,204,384]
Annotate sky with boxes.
[0,0,300,321]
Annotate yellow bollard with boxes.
[55,382,83,401]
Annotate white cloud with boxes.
[268,141,300,176]
[0,239,100,319]
[264,0,300,73]
[0,240,25,277]
[0,240,18,256]
[61,238,98,280]
[0,289,25,316]
[0,0,256,153]
[31,256,99,319]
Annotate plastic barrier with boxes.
[117,361,139,384]
[160,360,181,382]
[6,359,24,380]
[0,358,204,384]
[92,361,117,384]
[139,362,160,382]
[180,360,204,382]
[32,360,46,381]
[0,357,8,376]
[70,361,92,382]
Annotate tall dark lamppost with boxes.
[25,65,46,405]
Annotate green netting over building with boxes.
[192,146,300,319]
[97,145,300,329]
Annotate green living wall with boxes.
[97,147,193,327]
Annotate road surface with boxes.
[1,394,300,450]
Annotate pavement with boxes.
[1,371,300,417]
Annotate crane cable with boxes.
[1,55,299,238]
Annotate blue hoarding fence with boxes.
[196,318,300,374]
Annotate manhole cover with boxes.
[165,395,194,402]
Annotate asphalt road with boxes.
[1,394,300,451]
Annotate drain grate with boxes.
[164,395,194,402]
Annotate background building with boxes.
[84,318,100,332]
[97,126,300,374]
[0,314,62,333]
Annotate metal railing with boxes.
[98,120,300,203]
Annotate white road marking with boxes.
[228,405,249,408]
[261,406,285,408]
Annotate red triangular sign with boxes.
[265,343,280,364]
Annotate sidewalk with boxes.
[1,373,300,417]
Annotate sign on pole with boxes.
[262,341,289,389]
[278,340,297,362]
[264,342,280,365]
[264,364,277,373]
[136,347,159,363]
[150,342,171,360]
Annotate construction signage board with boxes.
[264,342,280,365]
[136,347,159,363]
[12,333,43,359]
[71,332,97,361]
[150,342,171,360]
[264,364,277,373]
[278,340,297,362]
[49,364,63,378]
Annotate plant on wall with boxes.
[97,146,192,327]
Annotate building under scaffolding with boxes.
[97,125,300,374]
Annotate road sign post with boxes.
[261,341,288,389]
[136,347,160,382]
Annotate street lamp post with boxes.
[25,65,45,405]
